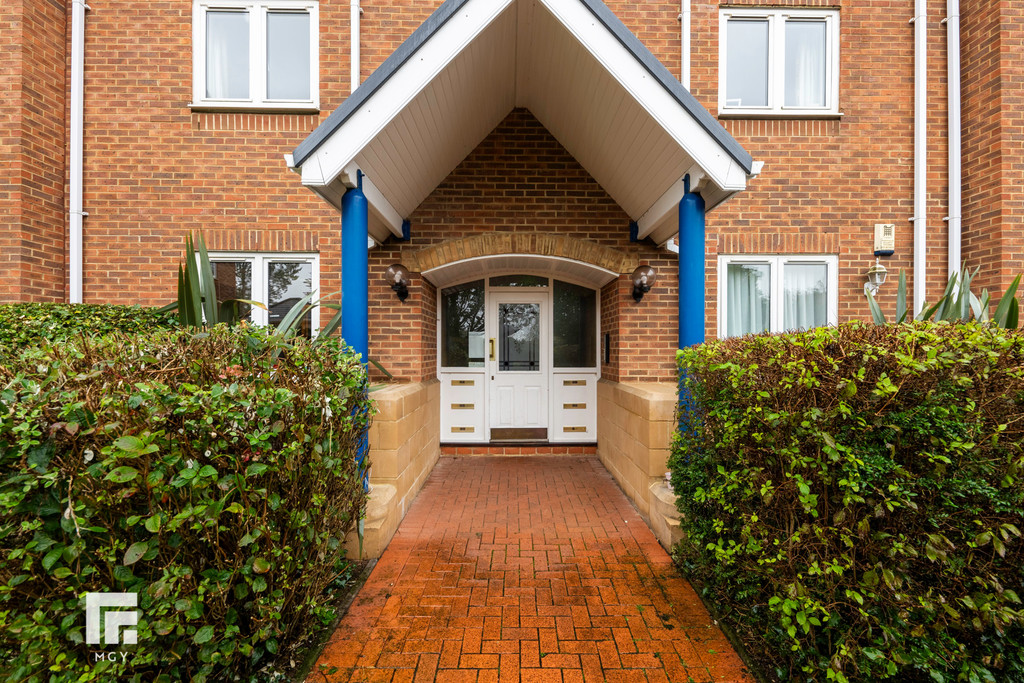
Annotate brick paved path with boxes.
[312,456,754,682]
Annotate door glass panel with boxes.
[211,261,252,321]
[441,280,485,367]
[268,261,313,337]
[267,11,310,100]
[498,303,540,371]
[553,280,596,367]
[783,263,828,331]
[726,263,771,337]
[206,11,250,99]
[489,275,548,287]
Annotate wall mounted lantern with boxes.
[631,265,656,302]
[864,258,888,297]
[385,263,410,301]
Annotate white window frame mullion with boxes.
[251,255,269,327]
[251,4,266,105]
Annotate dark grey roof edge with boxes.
[577,0,753,173]
[292,0,473,167]
[294,0,754,175]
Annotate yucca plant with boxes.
[159,232,264,327]
[867,265,1021,328]
[159,233,392,377]
[160,232,336,338]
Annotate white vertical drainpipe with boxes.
[351,0,361,93]
[912,0,927,315]
[70,0,89,303]
[679,0,691,89]
[943,0,962,278]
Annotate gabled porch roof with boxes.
[290,0,756,246]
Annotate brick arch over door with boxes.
[406,233,639,275]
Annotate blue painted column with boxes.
[341,173,370,494]
[341,173,369,361]
[678,175,707,349]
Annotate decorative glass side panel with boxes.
[206,11,250,99]
[441,280,485,367]
[553,280,596,368]
[489,275,549,287]
[267,11,310,100]
[211,261,252,321]
[725,19,769,107]
[726,263,771,337]
[498,303,540,371]
[783,263,828,331]
[268,261,313,337]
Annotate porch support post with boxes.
[341,172,369,361]
[678,175,706,348]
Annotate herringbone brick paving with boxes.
[311,456,754,682]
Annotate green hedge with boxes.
[0,325,369,682]
[670,322,1024,683]
[0,303,176,350]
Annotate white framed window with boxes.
[207,252,320,336]
[192,0,319,111]
[718,8,839,117]
[718,255,838,337]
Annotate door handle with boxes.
[489,338,495,361]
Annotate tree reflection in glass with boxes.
[441,280,485,367]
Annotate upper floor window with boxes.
[718,9,839,117]
[193,0,319,110]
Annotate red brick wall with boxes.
[961,0,1024,295]
[0,0,67,303]
[9,0,1021,381]
[689,0,951,334]
[71,0,355,306]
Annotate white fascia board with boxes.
[299,0,514,190]
[339,164,404,238]
[310,164,405,239]
[636,177,687,240]
[636,164,712,239]
[362,173,405,238]
[538,0,747,195]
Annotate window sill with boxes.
[189,102,320,114]
[717,111,844,120]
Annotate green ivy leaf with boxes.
[252,558,271,574]
[193,625,215,644]
[145,515,162,533]
[105,466,139,483]
[114,435,144,453]
[124,541,149,566]
[246,463,268,478]
[41,548,64,572]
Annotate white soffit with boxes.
[292,0,754,244]
[422,254,619,289]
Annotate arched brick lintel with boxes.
[406,233,639,275]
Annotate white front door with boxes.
[488,291,548,440]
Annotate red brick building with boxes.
[2,0,1020,552]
